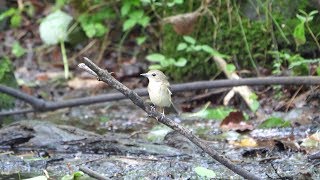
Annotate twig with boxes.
[1,76,320,116]
[79,166,108,180]
[82,57,260,179]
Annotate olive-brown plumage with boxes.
[141,70,178,115]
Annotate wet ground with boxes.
[0,99,319,179]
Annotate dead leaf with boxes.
[163,11,201,35]
[220,111,254,131]
[230,136,258,147]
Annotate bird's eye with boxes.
[152,73,156,76]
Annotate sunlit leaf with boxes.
[183,36,196,44]
[258,117,291,129]
[149,64,162,70]
[194,167,216,178]
[11,42,26,58]
[309,10,318,17]
[123,19,137,31]
[136,36,147,45]
[146,53,165,62]
[174,57,187,67]
[177,42,187,51]
[192,45,202,51]
[184,103,235,120]
[10,13,21,28]
[226,64,236,73]
[138,16,150,27]
[121,3,131,16]
[296,14,306,22]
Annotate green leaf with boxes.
[136,36,147,45]
[146,53,165,62]
[194,167,216,178]
[184,104,235,121]
[10,13,21,28]
[193,45,202,51]
[183,36,196,45]
[0,8,16,21]
[11,42,26,58]
[93,23,108,37]
[174,57,187,67]
[160,58,171,67]
[177,43,187,51]
[317,66,320,76]
[123,19,137,31]
[293,22,306,46]
[258,117,291,129]
[129,10,144,19]
[309,10,318,17]
[296,14,306,22]
[138,16,150,27]
[39,10,73,45]
[121,3,131,16]
[226,64,236,73]
[149,64,162,70]
[201,45,214,54]
[201,45,230,58]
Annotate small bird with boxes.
[141,70,179,116]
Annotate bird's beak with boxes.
[140,73,148,77]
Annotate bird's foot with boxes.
[148,105,156,118]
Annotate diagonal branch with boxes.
[82,57,260,180]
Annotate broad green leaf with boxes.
[129,10,144,19]
[10,13,21,28]
[39,10,73,45]
[183,36,196,45]
[146,53,165,62]
[11,42,26,58]
[184,103,235,121]
[177,42,187,51]
[193,45,202,51]
[174,57,187,67]
[0,8,16,21]
[226,64,236,73]
[258,117,291,129]
[138,16,150,27]
[136,36,147,45]
[149,64,162,70]
[123,19,137,31]
[160,58,171,67]
[293,22,306,46]
[121,3,131,16]
[194,167,216,178]
[201,45,214,54]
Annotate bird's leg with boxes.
[148,104,156,118]
[150,104,156,112]
[159,108,165,121]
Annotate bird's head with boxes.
[140,70,167,82]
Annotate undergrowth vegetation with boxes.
[0,0,320,81]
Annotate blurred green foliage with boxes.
[0,57,18,109]
[1,0,319,82]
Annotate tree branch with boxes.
[82,57,260,179]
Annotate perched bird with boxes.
[141,70,179,116]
